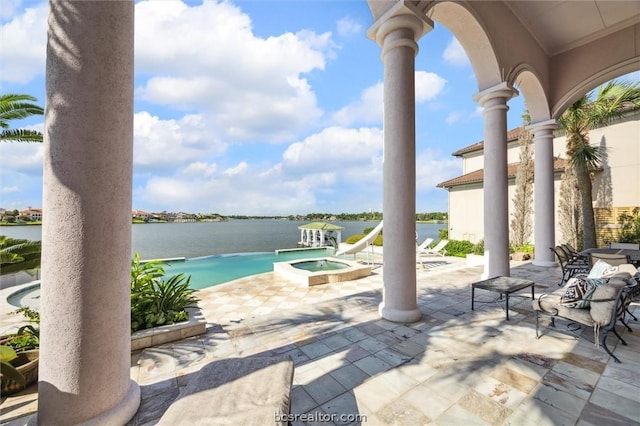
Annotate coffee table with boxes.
[471,276,535,320]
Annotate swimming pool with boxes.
[166,247,332,289]
[6,248,334,309]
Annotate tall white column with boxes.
[368,4,432,323]
[474,83,517,279]
[38,1,139,424]
[528,120,559,266]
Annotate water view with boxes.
[1,219,445,260]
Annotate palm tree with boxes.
[559,80,640,248]
[0,94,44,143]
[0,236,41,275]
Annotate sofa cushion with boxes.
[534,290,594,326]
[589,284,619,326]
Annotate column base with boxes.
[532,259,558,267]
[29,380,140,426]
[379,303,422,323]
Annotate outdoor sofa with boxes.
[533,262,639,363]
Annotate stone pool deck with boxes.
[2,257,640,425]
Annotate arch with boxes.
[427,1,501,90]
[509,66,551,123]
[552,58,640,118]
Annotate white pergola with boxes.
[38,1,640,423]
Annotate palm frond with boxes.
[588,80,640,128]
[0,129,43,143]
[569,142,603,171]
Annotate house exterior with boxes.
[19,207,43,221]
[438,111,640,246]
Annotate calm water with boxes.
[0,219,446,259]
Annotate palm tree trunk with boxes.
[575,162,597,248]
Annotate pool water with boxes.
[167,248,331,289]
[292,260,350,272]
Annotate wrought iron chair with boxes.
[550,246,589,286]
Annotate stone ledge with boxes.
[131,307,206,351]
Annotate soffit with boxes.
[503,0,640,56]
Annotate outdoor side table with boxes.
[471,276,535,320]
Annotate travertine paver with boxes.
[2,257,639,426]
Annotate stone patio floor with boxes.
[2,257,639,425]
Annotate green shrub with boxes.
[472,240,484,255]
[1,307,40,353]
[510,244,534,254]
[130,253,199,332]
[444,240,474,257]
[438,228,448,240]
[619,208,640,243]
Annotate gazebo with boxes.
[298,222,343,248]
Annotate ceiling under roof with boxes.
[503,0,640,56]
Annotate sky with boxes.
[0,0,532,216]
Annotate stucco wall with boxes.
[448,177,563,245]
[446,114,639,246]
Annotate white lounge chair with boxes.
[420,239,448,257]
[416,237,434,252]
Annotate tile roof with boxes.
[437,157,567,188]
[451,127,524,157]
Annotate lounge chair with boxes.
[420,239,448,257]
[416,237,434,252]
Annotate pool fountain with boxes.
[273,257,371,286]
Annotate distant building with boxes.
[20,207,43,221]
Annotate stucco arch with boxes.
[427,1,501,90]
[510,66,551,123]
[552,58,640,118]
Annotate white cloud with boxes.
[283,127,382,175]
[182,162,217,178]
[415,71,447,102]
[134,126,385,215]
[330,83,382,126]
[416,149,461,192]
[134,0,334,143]
[0,3,47,83]
[336,17,362,37]
[133,111,228,174]
[332,72,446,126]
[445,112,462,125]
[223,162,248,177]
[1,186,20,194]
[443,37,470,67]
[0,142,43,175]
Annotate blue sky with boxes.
[0,0,530,215]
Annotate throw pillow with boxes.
[588,260,618,279]
[560,277,589,308]
[560,277,606,308]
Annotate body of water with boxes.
[0,219,446,259]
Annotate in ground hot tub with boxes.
[273,257,371,286]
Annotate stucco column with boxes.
[473,82,517,279]
[528,120,559,266]
[368,5,432,323]
[37,1,140,424]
